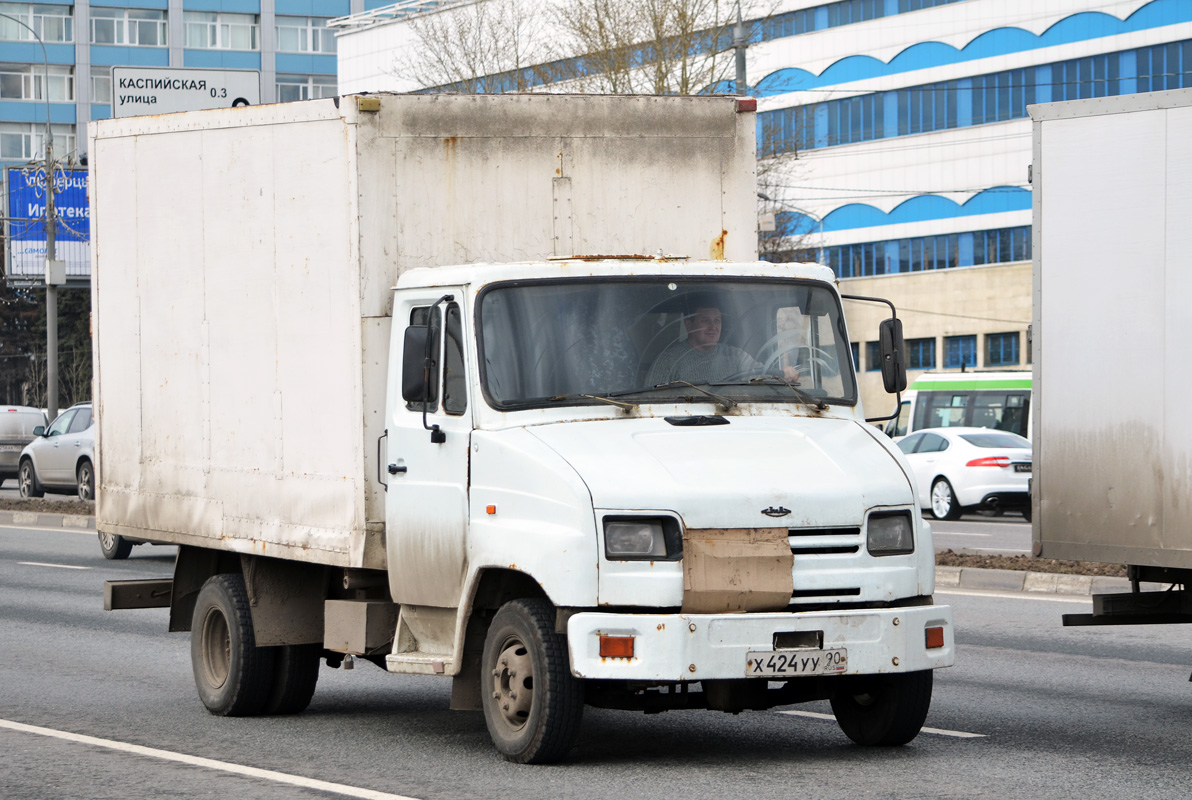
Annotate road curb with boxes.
[935,565,1162,596]
[0,510,95,531]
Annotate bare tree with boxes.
[555,0,750,95]
[393,0,556,93]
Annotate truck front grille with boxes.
[787,527,861,555]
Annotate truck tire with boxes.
[929,478,963,521]
[481,598,584,764]
[263,643,321,715]
[98,531,133,560]
[830,670,933,746]
[191,573,276,717]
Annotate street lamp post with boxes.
[1,10,60,419]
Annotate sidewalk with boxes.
[5,510,1152,598]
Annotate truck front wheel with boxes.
[481,598,584,764]
[829,670,933,746]
[191,573,276,717]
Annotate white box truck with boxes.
[1031,88,1192,632]
[92,93,954,763]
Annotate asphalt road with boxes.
[930,516,1031,555]
[3,521,1192,799]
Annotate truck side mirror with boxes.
[401,325,438,404]
[878,318,907,394]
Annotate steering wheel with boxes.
[753,332,841,380]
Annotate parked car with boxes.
[0,405,48,488]
[18,401,95,502]
[896,427,1032,521]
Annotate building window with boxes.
[92,74,110,104]
[906,338,936,370]
[275,16,336,54]
[90,8,166,47]
[943,335,977,369]
[865,341,881,371]
[276,74,337,102]
[0,64,73,101]
[0,122,75,160]
[850,342,859,370]
[806,225,1031,279]
[759,38,1192,155]
[986,332,1020,367]
[184,11,258,50]
[0,3,73,42]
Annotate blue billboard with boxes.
[5,167,90,283]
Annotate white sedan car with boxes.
[896,427,1032,521]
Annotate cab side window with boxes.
[443,303,467,416]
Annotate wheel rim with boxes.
[490,639,534,730]
[99,531,116,550]
[931,481,952,518]
[19,464,32,496]
[78,465,93,501]
[200,608,231,689]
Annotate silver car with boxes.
[18,401,95,501]
[1,405,48,487]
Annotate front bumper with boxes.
[567,604,953,681]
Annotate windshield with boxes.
[478,278,857,409]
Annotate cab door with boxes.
[385,292,472,609]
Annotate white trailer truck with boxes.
[92,93,954,763]
[1031,88,1192,633]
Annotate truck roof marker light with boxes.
[925,626,945,649]
[966,456,1010,468]
[736,98,757,113]
[599,635,634,659]
[486,505,496,515]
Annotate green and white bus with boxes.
[883,371,1032,440]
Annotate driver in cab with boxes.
[646,300,801,386]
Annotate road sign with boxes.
[111,67,261,118]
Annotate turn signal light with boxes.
[599,635,635,659]
[966,456,1011,468]
[925,626,946,649]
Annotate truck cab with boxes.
[384,258,953,761]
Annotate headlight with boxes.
[867,511,914,556]
[603,518,681,561]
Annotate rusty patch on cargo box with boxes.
[681,528,793,614]
[710,230,728,260]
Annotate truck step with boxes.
[385,653,454,676]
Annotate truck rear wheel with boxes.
[191,573,275,717]
[263,643,322,715]
[481,598,583,764]
[830,670,933,746]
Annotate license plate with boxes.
[746,649,847,677]
[1014,463,1032,473]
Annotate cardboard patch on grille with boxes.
[682,528,794,613]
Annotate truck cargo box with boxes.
[1031,88,1192,568]
[89,93,759,568]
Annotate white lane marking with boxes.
[0,523,95,535]
[0,718,424,800]
[778,710,986,738]
[934,532,991,538]
[937,589,1091,604]
[18,561,90,570]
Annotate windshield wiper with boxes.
[545,393,638,411]
[715,375,827,411]
[610,381,737,410]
